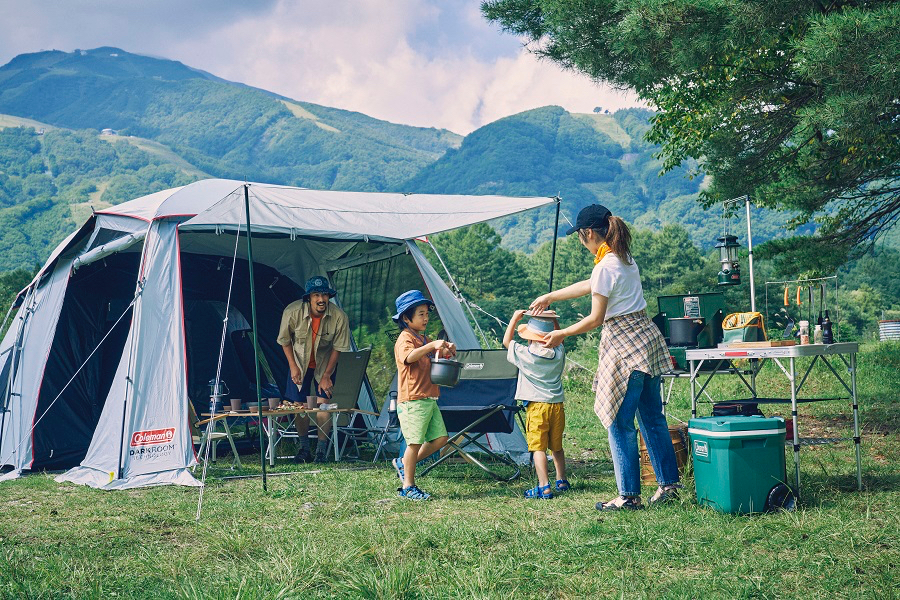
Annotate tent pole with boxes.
[548,196,561,293]
[244,184,267,491]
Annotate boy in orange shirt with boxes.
[391,290,455,500]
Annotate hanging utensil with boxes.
[817,284,824,326]
[782,285,794,338]
[808,285,813,323]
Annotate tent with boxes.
[0,179,554,489]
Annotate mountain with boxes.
[402,105,801,251]
[0,47,813,272]
[0,48,462,191]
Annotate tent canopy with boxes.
[98,179,553,242]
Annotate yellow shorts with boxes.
[524,402,565,452]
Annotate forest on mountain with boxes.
[0,47,897,342]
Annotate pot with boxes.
[430,357,462,387]
[668,317,706,347]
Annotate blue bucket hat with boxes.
[392,290,435,323]
[302,275,336,301]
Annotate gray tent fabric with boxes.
[406,241,480,350]
[0,256,77,479]
[0,179,553,489]
[58,221,199,489]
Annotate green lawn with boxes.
[1,343,897,599]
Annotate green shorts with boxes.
[396,397,447,445]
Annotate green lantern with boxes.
[716,234,741,286]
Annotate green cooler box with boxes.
[689,415,791,514]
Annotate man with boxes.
[277,275,351,463]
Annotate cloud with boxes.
[0,0,642,134]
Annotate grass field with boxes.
[1,343,897,599]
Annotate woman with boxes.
[530,204,680,510]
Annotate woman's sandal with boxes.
[650,485,680,505]
[524,483,553,499]
[595,495,644,511]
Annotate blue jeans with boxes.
[607,371,679,496]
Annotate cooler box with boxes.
[689,415,787,514]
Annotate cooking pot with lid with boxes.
[668,317,706,347]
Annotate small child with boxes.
[390,290,456,501]
[503,309,568,499]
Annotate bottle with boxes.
[814,324,823,344]
[319,402,338,410]
[822,311,834,344]
[799,320,810,345]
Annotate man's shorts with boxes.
[284,368,335,403]
[525,402,565,452]
[396,397,447,445]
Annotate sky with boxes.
[0,0,641,134]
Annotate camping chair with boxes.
[419,349,523,482]
[323,348,372,460]
[188,401,241,469]
[371,390,401,462]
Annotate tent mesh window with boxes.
[330,243,444,405]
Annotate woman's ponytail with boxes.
[605,216,632,264]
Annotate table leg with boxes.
[333,413,340,462]
[689,360,698,418]
[267,415,275,467]
[850,352,862,491]
[790,357,800,498]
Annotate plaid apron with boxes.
[593,309,672,428]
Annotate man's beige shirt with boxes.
[277,300,351,385]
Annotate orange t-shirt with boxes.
[394,329,439,402]
[308,316,321,369]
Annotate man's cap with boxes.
[392,290,435,323]
[517,314,560,342]
[565,204,612,235]
[302,275,336,301]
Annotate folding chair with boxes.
[419,349,523,482]
[322,348,371,460]
[188,402,241,469]
[371,390,401,462]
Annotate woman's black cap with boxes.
[565,204,612,235]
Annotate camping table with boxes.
[684,342,861,499]
[200,407,378,465]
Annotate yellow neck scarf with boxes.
[594,242,611,265]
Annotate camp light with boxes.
[715,234,741,286]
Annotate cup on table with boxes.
[306,395,318,410]
[267,397,281,410]
[230,397,242,412]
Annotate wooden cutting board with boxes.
[725,340,797,348]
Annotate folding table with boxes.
[684,342,862,498]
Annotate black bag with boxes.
[712,402,764,417]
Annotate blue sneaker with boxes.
[391,457,404,480]
[555,479,571,493]
[398,485,431,501]
[523,483,553,499]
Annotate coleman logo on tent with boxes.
[131,428,176,447]
[463,363,484,370]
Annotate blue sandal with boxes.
[523,484,553,499]
[398,485,431,501]
[555,479,571,492]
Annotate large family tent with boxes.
[0,179,553,489]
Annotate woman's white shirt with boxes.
[589,253,647,318]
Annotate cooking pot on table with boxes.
[430,357,462,387]
[668,317,706,347]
